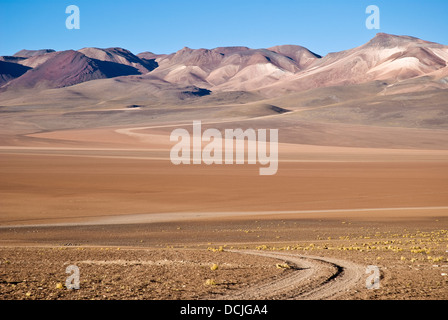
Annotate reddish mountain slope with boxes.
[1,33,447,95]
[3,50,141,90]
[78,47,158,74]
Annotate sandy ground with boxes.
[1,117,448,300]
[1,217,447,300]
[0,151,447,226]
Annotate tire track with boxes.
[217,250,364,300]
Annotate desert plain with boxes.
[0,105,447,300]
[1,34,448,300]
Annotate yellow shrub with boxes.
[210,264,219,271]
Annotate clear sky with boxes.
[0,0,447,57]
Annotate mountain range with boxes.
[1,33,447,97]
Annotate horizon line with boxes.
[5,32,446,59]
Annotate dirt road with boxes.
[218,250,364,300]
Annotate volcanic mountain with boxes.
[4,49,59,69]
[13,49,56,58]
[259,33,448,96]
[0,33,447,96]
[145,45,321,90]
[78,47,158,74]
[2,50,142,90]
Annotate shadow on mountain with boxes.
[0,61,31,77]
[92,59,141,77]
[0,61,32,86]
[269,105,291,114]
[179,87,212,100]
[140,58,159,72]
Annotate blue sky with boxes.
[0,0,447,57]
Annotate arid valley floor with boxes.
[0,106,447,300]
[1,33,448,300]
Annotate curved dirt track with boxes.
[217,250,365,300]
